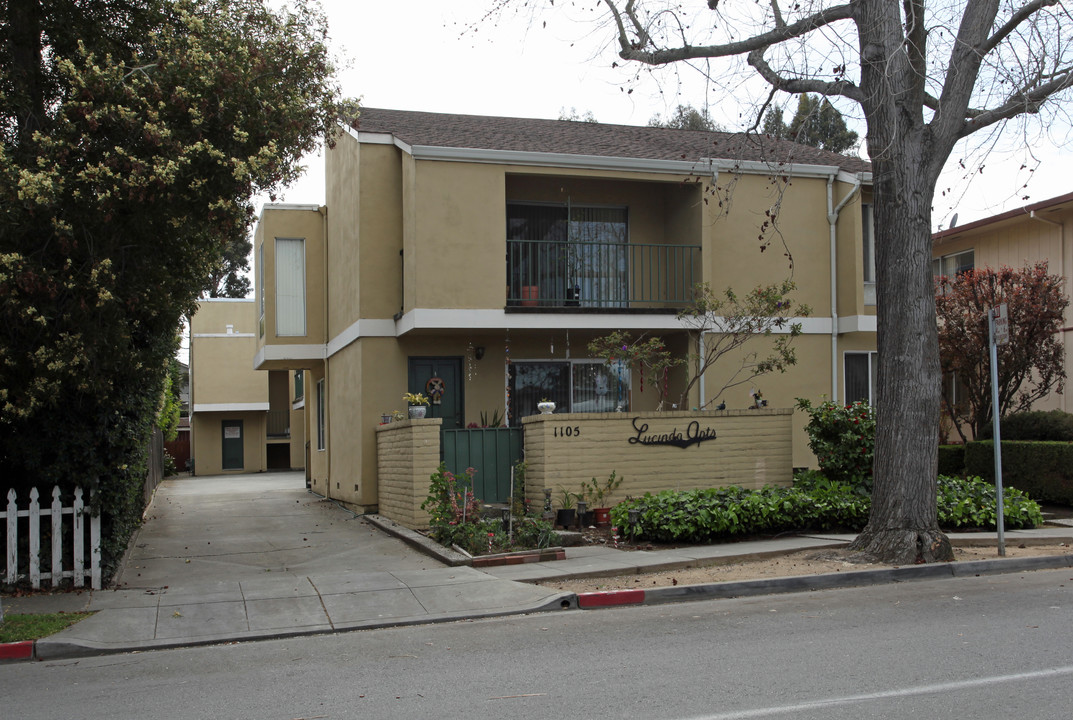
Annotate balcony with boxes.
[266,409,290,438]
[506,238,700,309]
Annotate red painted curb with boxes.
[0,641,34,661]
[577,589,646,608]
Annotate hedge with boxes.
[938,445,966,477]
[965,440,1073,506]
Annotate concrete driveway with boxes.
[117,471,438,588]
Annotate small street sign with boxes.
[993,303,1009,345]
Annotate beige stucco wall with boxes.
[522,410,793,509]
[374,419,441,528]
[279,133,878,505]
[191,411,267,476]
[254,206,326,368]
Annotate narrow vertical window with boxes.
[862,204,876,306]
[276,237,306,336]
[258,243,265,337]
[316,379,326,451]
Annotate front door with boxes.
[221,420,244,470]
[408,357,463,430]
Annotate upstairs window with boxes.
[862,204,876,306]
[275,237,306,336]
[507,202,628,308]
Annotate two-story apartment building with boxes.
[254,108,877,512]
[189,299,305,475]
[933,191,1073,415]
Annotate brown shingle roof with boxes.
[353,108,871,174]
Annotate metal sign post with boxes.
[989,304,1008,557]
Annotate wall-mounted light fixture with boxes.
[475,346,485,360]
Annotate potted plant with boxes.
[404,392,430,419]
[555,489,577,529]
[585,470,623,527]
[537,398,556,414]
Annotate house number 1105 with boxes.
[554,426,581,438]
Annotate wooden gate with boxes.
[442,427,523,504]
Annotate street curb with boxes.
[575,553,1073,609]
[30,591,577,661]
[0,640,34,662]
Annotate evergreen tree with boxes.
[764,94,858,153]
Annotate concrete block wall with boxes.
[522,409,793,509]
[375,418,441,529]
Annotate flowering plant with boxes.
[403,392,430,406]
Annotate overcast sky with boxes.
[265,0,1073,232]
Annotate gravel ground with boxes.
[540,542,1073,594]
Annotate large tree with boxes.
[499,0,1073,562]
[936,263,1067,441]
[0,0,342,569]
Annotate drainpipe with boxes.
[827,174,863,403]
[698,333,705,409]
[319,205,330,496]
[1030,210,1067,411]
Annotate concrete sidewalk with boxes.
[2,472,571,661]
[4,473,1073,661]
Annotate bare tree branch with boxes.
[960,67,1073,136]
[747,47,865,104]
[608,1,855,64]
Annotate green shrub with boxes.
[976,410,1073,441]
[795,398,875,492]
[420,462,557,555]
[610,475,1041,543]
[966,440,1073,505]
[937,475,1043,529]
[937,445,966,477]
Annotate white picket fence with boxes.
[3,486,101,590]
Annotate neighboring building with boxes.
[932,191,1073,414]
[189,299,305,475]
[254,108,877,511]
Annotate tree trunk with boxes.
[847,154,953,563]
[848,1,953,563]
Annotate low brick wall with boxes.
[522,409,793,509]
[375,418,441,529]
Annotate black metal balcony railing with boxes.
[266,409,290,438]
[506,238,701,308]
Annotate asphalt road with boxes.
[4,569,1071,719]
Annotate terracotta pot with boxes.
[594,507,611,527]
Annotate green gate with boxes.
[442,428,523,504]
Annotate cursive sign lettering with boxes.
[628,417,718,449]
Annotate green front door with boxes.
[221,420,244,470]
[408,357,463,430]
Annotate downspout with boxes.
[1030,210,1066,411]
[319,205,330,496]
[827,174,863,403]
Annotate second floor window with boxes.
[507,202,628,308]
[862,204,876,306]
[276,237,306,336]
